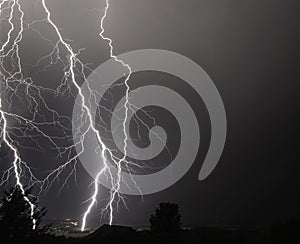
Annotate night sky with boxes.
[0,0,299,228]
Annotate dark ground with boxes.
[25,218,300,244]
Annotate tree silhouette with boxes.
[0,186,49,239]
[150,202,182,233]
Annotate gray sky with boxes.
[0,0,299,228]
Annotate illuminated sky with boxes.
[0,0,299,228]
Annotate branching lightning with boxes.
[0,0,137,232]
[0,98,37,229]
[81,0,134,231]
[0,0,36,229]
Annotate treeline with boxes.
[0,186,299,243]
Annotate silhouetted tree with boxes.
[150,202,182,233]
[0,186,49,239]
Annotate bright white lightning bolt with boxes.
[41,0,135,231]
[81,0,132,231]
[0,0,36,229]
[0,0,135,232]
[0,99,36,229]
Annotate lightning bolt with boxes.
[81,0,132,231]
[0,0,36,229]
[0,0,136,232]
[0,98,36,229]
